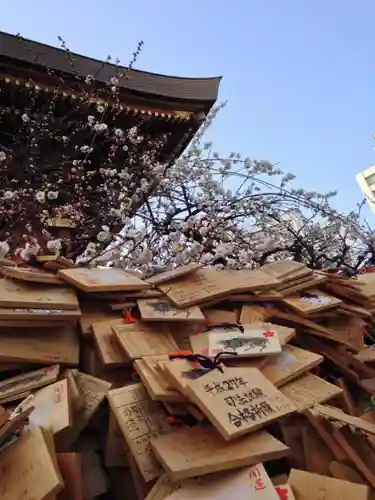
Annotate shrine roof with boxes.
[1,31,221,105]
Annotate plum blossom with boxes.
[3,191,14,200]
[46,238,62,254]
[0,38,372,272]
[20,242,40,261]
[94,123,108,133]
[85,74,94,84]
[0,241,10,259]
[97,226,112,243]
[47,191,59,200]
[35,191,46,203]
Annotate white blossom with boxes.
[80,145,93,154]
[0,241,10,259]
[35,191,46,203]
[97,229,112,243]
[0,151,6,162]
[3,191,14,200]
[46,238,62,254]
[20,243,40,261]
[94,123,108,133]
[47,191,59,200]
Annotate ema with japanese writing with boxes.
[184,366,296,440]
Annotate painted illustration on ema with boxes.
[208,328,281,357]
[217,335,271,352]
[147,300,191,318]
[299,292,331,305]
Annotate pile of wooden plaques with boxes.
[2,259,375,499]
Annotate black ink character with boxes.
[217,336,270,352]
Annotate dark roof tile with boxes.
[1,31,221,103]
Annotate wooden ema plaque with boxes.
[79,300,121,337]
[146,263,202,285]
[326,315,366,352]
[166,463,280,500]
[0,405,9,427]
[190,323,295,357]
[240,306,270,324]
[104,410,129,467]
[134,356,186,402]
[287,469,369,500]
[161,358,202,396]
[63,368,82,412]
[207,324,282,357]
[56,452,83,500]
[355,347,375,363]
[279,373,343,412]
[159,268,280,307]
[282,289,342,316]
[0,278,78,309]
[262,260,307,280]
[92,318,130,366]
[151,425,289,480]
[137,298,205,323]
[107,383,172,482]
[313,403,375,435]
[58,267,149,292]
[23,378,72,438]
[204,308,238,324]
[145,474,186,500]
[0,306,81,322]
[0,427,63,500]
[64,371,112,447]
[2,265,63,285]
[170,322,201,351]
[112,322,178,360]
[0,364,59,403]
[261,345,324,387]
[184,367,296,440]
[79,441,109,498]
[0,326,79,365]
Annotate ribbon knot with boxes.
[169,351,237,373]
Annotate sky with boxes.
[2,0,375,217]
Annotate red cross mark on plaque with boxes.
[263,330,275,338]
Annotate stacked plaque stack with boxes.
[0,260,374,500]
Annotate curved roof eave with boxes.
[0,31,222,103]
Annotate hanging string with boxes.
[169,350,237,373]
[204,323,244,333]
